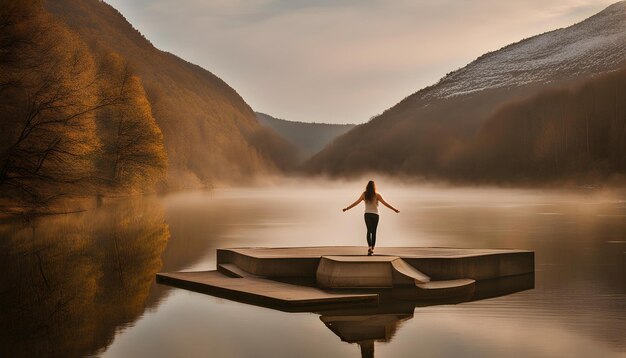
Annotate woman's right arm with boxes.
[343,193,364,212]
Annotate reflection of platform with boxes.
[320,314,412,342]
[157,246,534,308]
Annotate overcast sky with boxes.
[105,0,616,124]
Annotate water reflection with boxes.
[318,274,534,358]
[321,313,412,358]
[0,198,170,357]
[0,185,625,357]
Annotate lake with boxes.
[1,182,625,357]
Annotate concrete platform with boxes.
[158,246,534,309]
[157,246,535,357]
[217,246,534,281]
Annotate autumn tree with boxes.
[0,0,109,205]
[97,53,167,192]
[0,1,168,208]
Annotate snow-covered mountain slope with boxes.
[424,1,626,99]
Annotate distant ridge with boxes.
[256,112,355,161]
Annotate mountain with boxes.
[44,0,297,187]
[306,2,626,179]
[256,112,355,161]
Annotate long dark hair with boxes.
[364,180,376,202]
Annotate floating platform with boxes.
[157,246,534,310]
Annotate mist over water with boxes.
[1,181,625,357]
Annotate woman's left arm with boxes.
[377,194,400,213]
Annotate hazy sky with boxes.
[105,0,616,124]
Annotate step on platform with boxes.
[316,256,431,288]
[217,263,254,278]
[316,255,475,297]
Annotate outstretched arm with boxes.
[377,193,399,213]
[343,193,364,212]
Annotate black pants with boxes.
[364,213,379,247]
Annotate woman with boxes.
[342,180,399,255]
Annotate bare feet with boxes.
[367,247,373,256]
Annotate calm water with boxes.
[1,183,625,357]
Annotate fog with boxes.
[157,179,626,272]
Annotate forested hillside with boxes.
[256,112,355,160]
[446,67,626,184]
[0,0,166,206]
[0,0,297,209]
[44,0,296,186]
